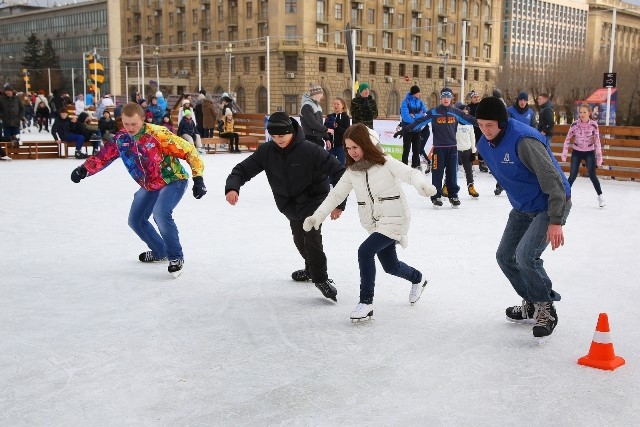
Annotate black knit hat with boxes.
[267,112,294,135]
[410,85,421,95]
[475,97,509,122]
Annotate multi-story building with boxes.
[0,0,121,96]
[120,0,502,116]
[586,0,640,63]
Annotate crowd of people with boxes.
[3,79,608,344]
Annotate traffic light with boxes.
[86,53,105,86]
[22,68,31,91]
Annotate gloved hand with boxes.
[416,182,437,197]
[393,129,404,139]
[303,213,323,232]
[70,165,88,183]
[192,176,207,199]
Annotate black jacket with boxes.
[350,94,378,129]
[538,101,555,136]
[324,112,351,146]
[225,120,346,220]
[51,116,78,140]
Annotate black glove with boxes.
[470,152,477,162]
[70,166,88,183]
[192,176,207,199]
[393,130,404,139]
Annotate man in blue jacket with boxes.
[475,96,571,343]
[400,85,428,170]
[507,92,537,128]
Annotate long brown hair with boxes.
[343,123,387,168]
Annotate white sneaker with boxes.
[598,194,606,208]
[0,155,12,161]
[350,303,373,321]
[409,279,428,305]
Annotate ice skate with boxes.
[315,279,337,302]
[505,300,536,324]
[441,185,449,198]
[598,194,606,208]
[532,302,557,344]
[424,160,431,175]
[467,183,479,198]
[432,198,443,209]
[409,279,428,305]
[478,161,489,173]
[449,197,461,208]
[138,251,168,263]
[168,258,184,278]
[291,268,311,282]
[494,184,504,196]
[75,150,88,159]
[350,303,374,323]
[0,155,12,161]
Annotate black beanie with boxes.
[475,97,509,123]
[267,112,294,135]
[410,85,421,95]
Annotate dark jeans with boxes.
[402,132,421,168]
[458,149,474,185]
[431,146,460,199]
[220,132,239,151]
[568,150,602,195]
[329,144,345,165]
[290,219,328,283]
[357,232,422,304]
[65,133,86,151]
[2,125,19,139]
[496,201,571,303]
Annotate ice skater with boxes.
[303,123,437,321]
[475,97,571,343]
[69,102,207,278]
[225,112,346,302]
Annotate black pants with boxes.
[290,219,328,283]
[458,149,474,185]
[402,132,421,168]
[306,135,325,147]
[431,146,460,199]
[568,150,602,195]
[221,132,239,151]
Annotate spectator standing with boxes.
[0,85,24,139]
[35,100,50,132]
[537,93,555,144]
[194,93,205,137]
[50,89,65,120]
[399,85,428,169]
[201,96,217,138]
[454,102,479,198]
[75,94,87,115]
[561,103,605,207]
[323,97,351,165]
[147,96,164,125]
[225,112,346,302]
[69,102,206,278]
[155,91,168,113]
[300,82,333,148]
[350,82,378,129]
[507,92,537,128]
[475,96,571,342]
[303,123,436,321]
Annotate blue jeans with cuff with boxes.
[128,179,188,260]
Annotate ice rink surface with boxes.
[1,149,639,426]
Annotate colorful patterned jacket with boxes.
[83,123,204,191]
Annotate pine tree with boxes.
[41,39,60,69]
[21,33,44,91]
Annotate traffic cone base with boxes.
[577,313,625,371]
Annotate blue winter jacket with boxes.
[400,93,427,132]
[507,103,537,128]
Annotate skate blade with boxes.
[171,270,183,279]
[533,335,552,345]
[506,316,536,325]
[351,315,374,323]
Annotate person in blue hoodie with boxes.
[146,96,164,125]
[475,96,571,343]
[404,88,477,208]
[399,85,428,169]
[155,91,168,113]
[507,92,537,128]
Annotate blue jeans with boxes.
[358,232,422,304]
[329,144,345,165]
[65,133,86,150]
[3,125,19,139]
[496,201,571,303]
[128,179,188,260]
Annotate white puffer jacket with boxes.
[313,155,432,248]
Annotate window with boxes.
[397,37,405,51]
[259,56,266,71]
[246,2,252,18]
[337,58,344,73]
[367,34,375,47]
[317,26,327,43]
[246,28,253,40]
[335,31,343,44]
[425,17,431,30]
[203,59,209,73]
[218,5,224,21]
[424,40,432,53]
[369,61,377,75]
[284,95,298,115]
[190,59,196,73]
[285,25,297,42]
[244,57,250,73]
[412,64,419,77]
[215,58,222,74]
[484,69,490,81]
[367,9,375,24]
[335,3,342,19]
[284,54,298,72]
[285,0,297,13]
[451,67,457,79]
[355,60,361,75]
[439,66,444,79]
[257,87,267,113]
[399,63,406,77]
[319,57,326,72]
[384,62,391,75]
[192,9,198,24]
[426,65,432,78]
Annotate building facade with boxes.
[586,0,640,63]
[120,0,502,116]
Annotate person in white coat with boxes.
[303,123,437,321]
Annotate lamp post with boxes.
[152,46,160,91]
[224,43,233,94]
[438,49,450,89]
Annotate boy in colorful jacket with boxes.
[69,102,207,278]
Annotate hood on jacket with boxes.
[512,101,531,114]
[301,93,322,113]
[77,112,89,123]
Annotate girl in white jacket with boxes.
[303,123,437,321]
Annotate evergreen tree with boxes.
[21,33,43,70]
[41,39,60,69]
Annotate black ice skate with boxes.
[532,302,558,344]
[449,197,461,208]
[75,150,88,159]
[291,268,311,282]
[139,251,168,263]
[494,184,504,196]
[315,279,337,302]
[168,258,184,278]
[506,300,536,324]
[432,198,443,208]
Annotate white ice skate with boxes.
[598,194,606,208]
[350,303,374,323]
[409,279,428,305]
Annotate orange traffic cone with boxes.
[578,313,625,371]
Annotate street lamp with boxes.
[152,46,160,91]
[438,49,450,89]
[224,43,233,94]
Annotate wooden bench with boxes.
[2,140,61,159]
[202,113,267,154]
[551,124,640,181]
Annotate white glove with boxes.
[303,214,323,232]
[417,182,437,197]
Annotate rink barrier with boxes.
[551,124,640,181]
